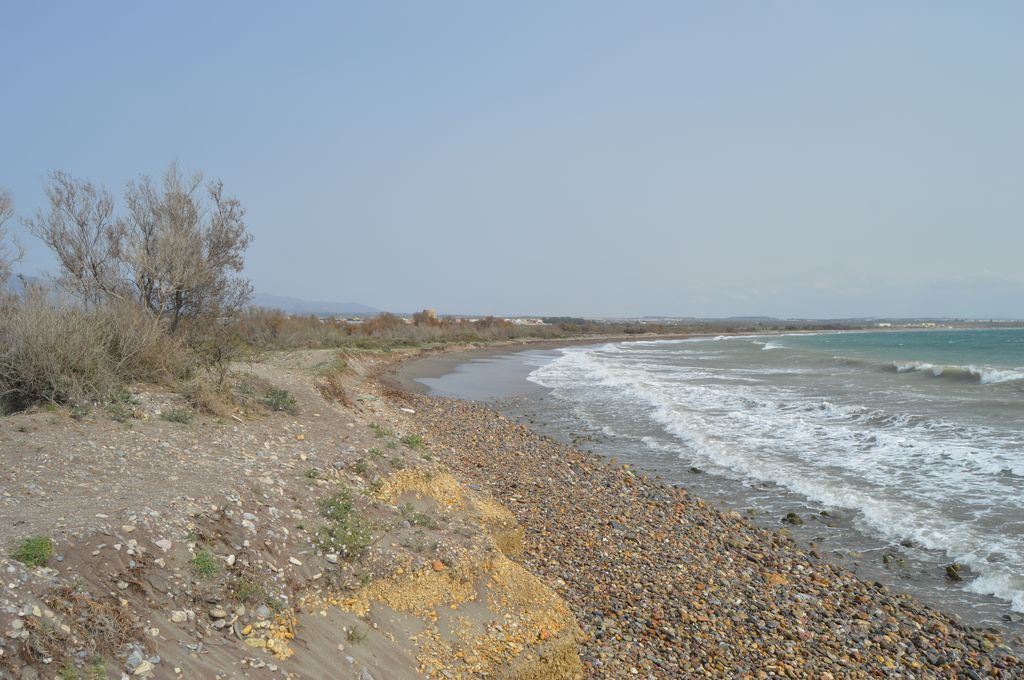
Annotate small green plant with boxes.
[353,459,368,475]
[70,404,91,421]
[160,408,194,424]
[189,548,220,578]
[390,456,405,470]
[370,422,391,438]
[305,468,321,480]
[105,389,139,423]
[314,486,371,558]
[385,440,397,449]
[232,577,268,604]
[368,447,383,458]
[86,657,106,680]
[346,624,368,643]
[12,535,53,567]
[57,665,80,680]
[262,388,297,414]
[314,523,372,559]
[399,503,440,530]
[317,488,356,522]
[400,434,424,449]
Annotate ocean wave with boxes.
[890,361,1024,385]
[528,343,1024,612]
[829,354,1024,386]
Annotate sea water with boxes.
[417,328,1024,636]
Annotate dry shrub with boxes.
[15,586,142,668]
[0,289,190,413]
[180,377,235,417]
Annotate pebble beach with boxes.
[398,388,1023,678]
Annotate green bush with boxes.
[314,486,371,559]
[261,387,297,414]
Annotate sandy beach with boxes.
[387,345,1024,678]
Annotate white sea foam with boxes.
[892,361,1024,385]
[528,343,1024,613]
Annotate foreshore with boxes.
[385,342,1023,677]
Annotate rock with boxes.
[254,605,271,619]
[154,539,172,551]
[126,649,144,671]
[209,607,228,619]
[225,554,236,566]
[945,564,963,581]
[289,556,302,566]
[783,512,803,525]
[133,660,154,676]
[432,560,446,572]
[325,554,338,564]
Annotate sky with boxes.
[2,2,1023,319]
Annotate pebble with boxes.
[411,394,1024,678]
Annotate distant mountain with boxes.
[251,293,381,317]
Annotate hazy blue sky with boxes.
[2,2,1022,318]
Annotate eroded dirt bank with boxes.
[0,350,582,679]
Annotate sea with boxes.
[414,328,1024,639]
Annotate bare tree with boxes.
[123,163,253,329]
[26,165,253,330]
[0,188,24,286]
[24,172,125,305]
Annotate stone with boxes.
[209,607,228,619]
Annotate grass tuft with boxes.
[189,548,220,578]
[400,434,424,449]
[13,535,53,567]
[160,407,194,424]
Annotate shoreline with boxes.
[380,333,698,394]
[398,390,1021,676]
[382,338,1024,675]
